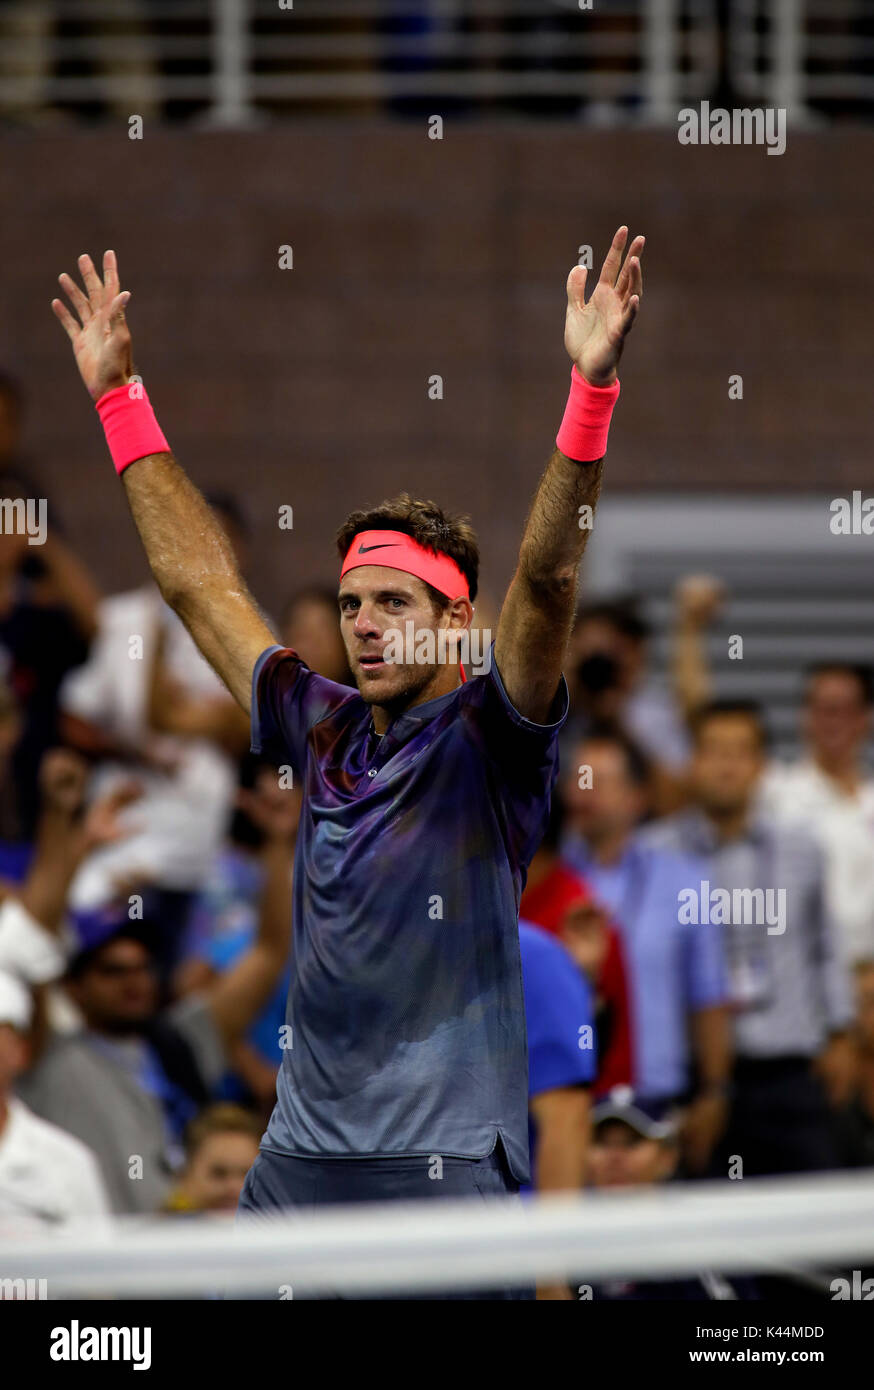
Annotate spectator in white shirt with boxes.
[760,664,874,966]
[0,969,110,1232]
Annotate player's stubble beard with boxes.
[355,656,443,720]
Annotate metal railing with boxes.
[0,0,714,123]
[0,1,868,126]
[729,0,874,119]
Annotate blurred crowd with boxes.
[1,367,873,1300]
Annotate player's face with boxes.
[338,567,459,708]
[183,1132,260,1211]
[691,717,763,813]
[69,939,158,1032]
[588,1121,677,1188]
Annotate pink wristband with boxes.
[556,365,620,462]
[95,383,170,476]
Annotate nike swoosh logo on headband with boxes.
[357,543,400,553]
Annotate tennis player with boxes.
[52,229,642,1298]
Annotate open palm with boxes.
[51,249,134,401]
[565,226,644,386]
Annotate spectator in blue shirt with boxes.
[648,700,853,1177]
[559,728,732,1174]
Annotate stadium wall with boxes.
[1,123,869,602]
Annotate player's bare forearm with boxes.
[121,453,275,713]
[51,250,276,714]
[495,451,602,722]
[494,228,643,724]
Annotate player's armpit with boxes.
[493,570,573,725]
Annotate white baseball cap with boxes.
[0,970,33,1030]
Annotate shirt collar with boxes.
[365,681,463,743]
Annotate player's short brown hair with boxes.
[336,492,479,607]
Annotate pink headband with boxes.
[340,529,470,682]
[340,529,469,601]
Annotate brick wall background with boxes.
[0,122,870,609]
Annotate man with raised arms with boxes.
[52,229,643,1298]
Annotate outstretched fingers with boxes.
[78,252,104,308]
[103,249,120,300]
[57,271,91,325]
[597,225,629,288]
[615,235,645,301]
[566,264,589,311]
[50,296,80,341]
[619,294,640,334]
[108,290,131,330]
[629,255,643,301]
[54,250,124,337]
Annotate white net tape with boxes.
[5,1171,874,1297]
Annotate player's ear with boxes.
[449,597,473,629]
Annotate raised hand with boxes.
[675,573,727,629]
[565,226,644,387]
[51,249,134,401]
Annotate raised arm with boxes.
[671,574,725,722]
[494,227,643,723]
[18,748,140,935]
[51,250,275,712]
